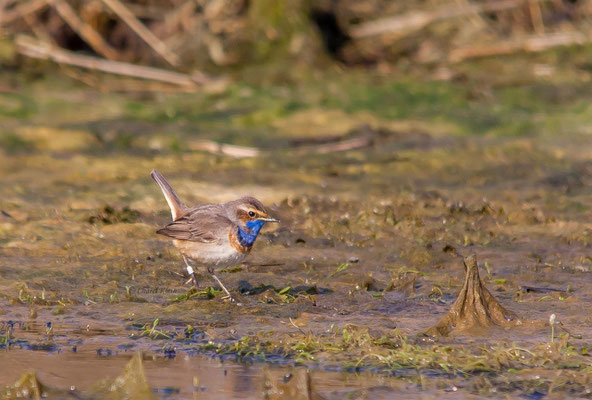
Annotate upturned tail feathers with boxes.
[150,169,188,220]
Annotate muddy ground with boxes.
[1,66,592,398]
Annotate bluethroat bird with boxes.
[151,169,278,302]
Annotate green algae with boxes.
[204,326,592,387]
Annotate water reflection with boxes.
[0,349,417,399]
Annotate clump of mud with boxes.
[424,255,520,336]
[94,352,156,400]
[1,371,45,400]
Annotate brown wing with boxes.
[156,205,232,243]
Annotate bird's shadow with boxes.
[236,280,333,296]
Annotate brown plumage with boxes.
[150,169,278,303]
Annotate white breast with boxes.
[173,239,248,269]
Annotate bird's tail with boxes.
[150,169,188,220]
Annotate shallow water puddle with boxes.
[0,349,433,400]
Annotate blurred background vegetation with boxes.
[2,0,592,156]
[2,0,592,84]
[1,0,592,150]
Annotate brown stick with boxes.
[16,35,195,86]
[162,0,195,34]
[100,0,180,66]
[50,0,120,60]
[0,0,7,24]
[306,135,374,154]
[60,68,201,93]
[449,31,587,63]
[529,0,545,34]
[349,0,546,39]
[188,130,376,159]
[114,2,167,19]
[0,0,47,25]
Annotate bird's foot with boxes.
[222,293,243,306]
[183,259,200,289]
[210,272,242,306]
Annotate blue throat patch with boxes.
[237,220,266,248]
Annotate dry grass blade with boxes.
[22,9,54,43]
[186,127,379,158]
[0,0,48,25]
[308,135,374,154]
[50,0,119,60]
[349,0,547,39]
[188,140,260,158]
[449,30,588,62]
[529,0,545,33]
[100,0,180,66]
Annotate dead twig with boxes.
[16,35,195,86]
[100,0,180,66]
[57,63,197,95]
[449,30,587,63]
[288,317,307,335]
[188,129,376,158]
[529,0,545,34]
[59,64,104,91]
[0,0,48,25]
[50,0,120,60]
[0,0,7,26]
[307,135,374,154]
[558,321,583,339]
[290,126,377,154]
[67,74,201,93]
[349,0,547,39]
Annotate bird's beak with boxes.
[259,217,279,223]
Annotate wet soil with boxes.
[1,70,592,398]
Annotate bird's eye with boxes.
[248,211,256,217]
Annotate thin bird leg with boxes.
[183,255,199,290]
[208,266,237,303]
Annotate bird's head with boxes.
[227,196,279,233]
